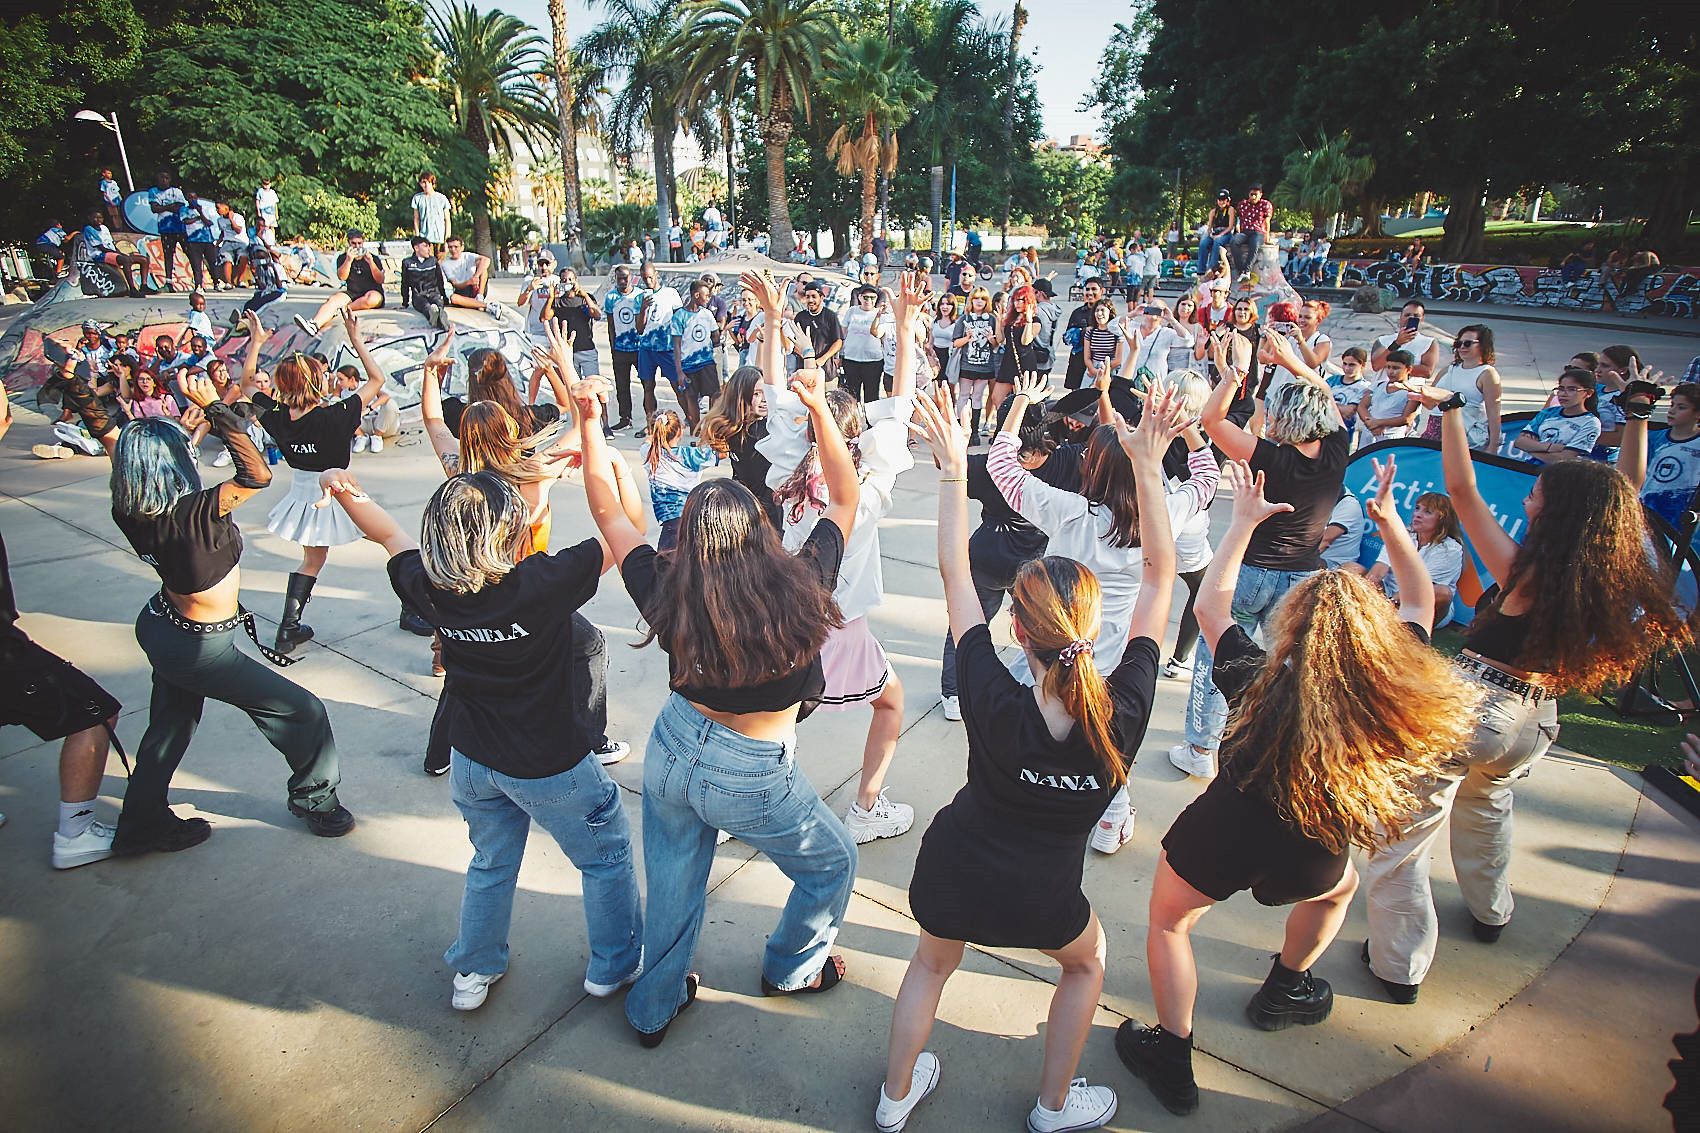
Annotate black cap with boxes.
[802,281,825,294]
[853,285,881,302]
[1216,189,1231,199]
[1032,278,1055,297]
[1052,382,1141,426]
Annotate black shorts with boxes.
[1161,774,1349,907]
[348,286,384,306]
[0,638,120,742]
[683,363,720,399]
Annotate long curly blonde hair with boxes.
[1222,571,1483,854]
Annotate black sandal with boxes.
[637,972,699,1049]
[761,954,846,997]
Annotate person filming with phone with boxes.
[294,230,386,337]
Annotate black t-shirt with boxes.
[113,487,242,595]
[387,541,602,777]
[1244,427,1351,571]
[953,624,1159,834]
[794,307,842,357]
[552,289,597,348]
[254,392,361,472]
[340,251,381,297]
[967,442,1085,585]
[620,519,844,716]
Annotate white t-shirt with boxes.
[1376,536,1466,626]
[218,210,247,244]
[878,311,899,373]
[842,307,883,363]
[1434,363,1494,449]
[1374,331,1436,372]
[524,276,558,337]
[1328,374,1368,420]
[1516,408,1602,462]
[1122,323,1187,385]
[1363,374,1415,437]
[1143,246,1163,276]
[441,251,484,286]
[1321,493,1366,568]
[254,185,278,222]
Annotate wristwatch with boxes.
[1439,391,1466,413]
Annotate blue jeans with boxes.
[444,750,643,984]
[625,694,858,1034]
[1230,230,1264,272]
[1184,564,1318,750]
[1197,233,1230,273]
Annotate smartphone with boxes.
[1272,321,1295,336]
[1403,314,1421,332]
[1142,305,1163,316]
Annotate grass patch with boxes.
[1432,627,1687,772]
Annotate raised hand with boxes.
[789,366,828,414]
[243,310,269,346]
[1119,380,1190,464]
[1012,372,1051,404]
[427,325,456,365]
[740,268,784,314]
[340,306,361,337]
[907,384,970,474]
[179,405,206,432]
[181,373,220,408]
[1405,383,1453,408]
[1222,460,1294,527]
[568,377,609,421]
[894,271,933,331]
[1363,455,1400,527]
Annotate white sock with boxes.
[59,798,97,839]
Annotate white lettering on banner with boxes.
[1019,768,1102,791]
[437,623,531,643]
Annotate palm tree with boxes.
[1274,132,1376,238]
[546,0,586,267]
[822,36,933,257]
[674,0,839,257]
[670,26,746,249]
[997,0,1027,248]
[901,0,989,255]
[579,0,690,258]
[428,0,557,260]
[537,53,611,260]
[530,153,565,237]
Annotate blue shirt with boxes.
[638,286,681,352]
[1642,429,1700,531]
[182,199,218,242]
[100,178,121,205]
[150,186,187,234]
[670,305,718,372]
[604,286,644,352]
[82,225,115,252]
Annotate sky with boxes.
[496,0,1111,143]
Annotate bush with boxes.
[584,203,658,260]
[300,190,381,246]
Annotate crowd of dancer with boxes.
[5,243,1696,1130]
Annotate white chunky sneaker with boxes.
[1027,1079,1117,1133]
[875,1051,940,1133]
[451,970,504,1011]
[369,434,384,452]
[593,740,630,766]
[1089,802,1136,854]
[292,314,320,337]
[941,694,961,721]
[352,434,368,453]
[584,948,644,998]
[52,819,116,869]
[212,449,232,467]
[844,789,914,844]
[1168,741,1217,780]
[32,443,74,460]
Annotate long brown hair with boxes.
[1223,571,1483,853]
[1479,461,1688,692]
[1011,557,1125,785]
[273,352,329,410]
[458,401,553,484]
[638,479,844,686]
[702,366,766,456]
[466,348,526,424]
[1079,424,1139,547]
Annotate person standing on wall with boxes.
[147,170,188,291]
[412,173,452,257]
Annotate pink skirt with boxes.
[817,616,890,711]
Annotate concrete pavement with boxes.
[1,285,1696,1132]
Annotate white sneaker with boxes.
[292,314,320,337]
[1027,1079,1117,1133]
[1162,657,1193,679]
[369,434,383,453]
[1168,741,1217,780]
[32,443,74,460]
[593,740,630,766]
[1089,803,1135,855]
[353,434,368,453]
[487,301,508,324]
[212,449,232,468]
[52,819,116,869]
[875,1051,940,1133]
[941,694,961,721]
[451,970,504,1011]
[715,829,733,845]
[844,789,915,844]
[584,948,644,997]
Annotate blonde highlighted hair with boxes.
[458,400,556,484]
[1221,570,1483,853]
[273,353,329,410]
[1011,557,1126,787]
[419,472,530,594]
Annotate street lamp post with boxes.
[74,110,135,192]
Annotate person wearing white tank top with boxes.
[1424,324,1502,451]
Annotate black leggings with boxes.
[1172,567,1207,663]
[841,359,883,402]
[118,603,340,834]
[611,349,639,422]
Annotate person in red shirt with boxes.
[1232,185,1273,274]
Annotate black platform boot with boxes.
[969,407,982,447]
[275,571,316,654]
[1115,1021,1198,1115]
[1246,953,1334,1031]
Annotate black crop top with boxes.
[620,519,845,716]
[254,392,361,472]
[112,401,268,594]
[1463,611,1531,668]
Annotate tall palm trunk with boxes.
[547,0,586,269]
[720,106,738,248]
[859,154,878,257]
[468,117,497,262]
[762,77,797,256]
[929,156,944,259]
[997,1,1027,249]
[653,127,674,261]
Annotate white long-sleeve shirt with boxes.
[758,388,915,621]
[988,432,1219,670]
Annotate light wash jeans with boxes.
[625,694,858,1035]
[1184,564,1319,750]
[444,750,643,985]
[1363,678,1558,985]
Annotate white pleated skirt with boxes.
[266,466,362,547]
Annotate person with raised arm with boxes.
[1117,456,1480,1116]
[875,385,1184,1133]
[573,355,863,1048]
[1173,330,1349,779]
[110,372,354,853]
[317,453,644,1014]
[1362,379,1687,1003]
